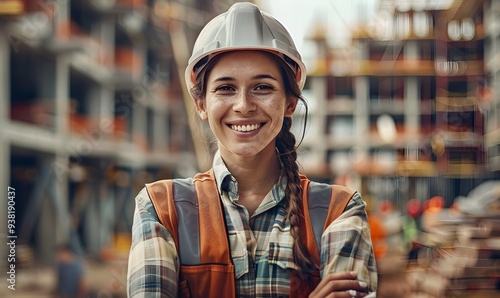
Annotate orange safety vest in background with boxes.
[146,170,354,298]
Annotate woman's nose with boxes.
[232,92,256,114]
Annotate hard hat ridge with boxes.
[226,2,264,47]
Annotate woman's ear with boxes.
[284,97,298,117]
[195,100,208,120]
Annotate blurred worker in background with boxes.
[54,244,89,298]
[366,197,387,261]
[379,199,404,254]
[402,198,421,260]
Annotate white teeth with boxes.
[231,124,261,132]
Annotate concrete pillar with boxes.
[37,171,57,264]
[355,76,369,153]
[310,76,328,162]
[404,40,420,138]
[405,76,420,136]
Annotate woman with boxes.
[127,2,377,297]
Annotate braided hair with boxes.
[272,56,316,275]
[190,51,313,275]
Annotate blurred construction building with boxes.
[0,0,500,297]
[299,0,499,209]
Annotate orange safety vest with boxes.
[146,170,354,298]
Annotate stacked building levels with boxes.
[300,0,498,208]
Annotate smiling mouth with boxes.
[230,123,262,132]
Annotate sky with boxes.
[257,0,379,53]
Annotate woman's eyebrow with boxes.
[252,74,278,81]
[212,74,278,83]
[212,76,235,83]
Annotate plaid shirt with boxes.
[127,151,377,297]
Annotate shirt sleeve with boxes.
[320,192,378,292]
[127,187,179,298]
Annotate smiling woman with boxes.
[127,2,378,298]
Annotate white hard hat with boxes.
[185,2,306,92]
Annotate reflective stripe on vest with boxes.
[171,177,200,265]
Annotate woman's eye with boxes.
[215,85,234,92]
[255,84,273,91]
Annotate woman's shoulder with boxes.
[304,177,364,210]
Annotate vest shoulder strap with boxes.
[146,170,234,298]
[146,169,230,265]
[298,176,355,264]
[192,170,231,264]
[145,178,179,249]
[291,177,355,298]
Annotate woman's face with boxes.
[196,51,297,159]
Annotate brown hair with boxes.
[190,51,314,275]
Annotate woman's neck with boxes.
[220,146,282,195]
